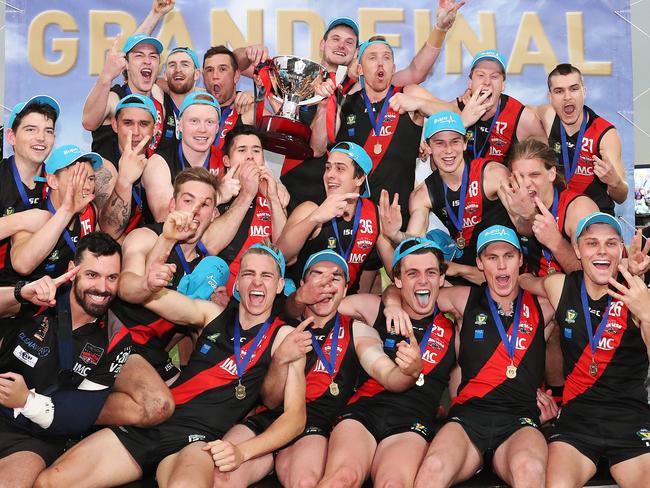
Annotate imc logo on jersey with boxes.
[422,349,439,364]
[349,253,365,264]
[80,343,104,365]
[565,309,577,324]
[596,337,615,351]
[574,164,594,176]
[249,225,270,237]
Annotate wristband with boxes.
[14,390,54,429]
[13,280,29,305]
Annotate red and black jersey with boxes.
[556,272,650,418]
[337,86,422,229]
[0,157,48,282]
[160,92,179,151]
[169,305,284,434]
[0,203,96,286]
[451,286,545,417]
[458,94,525,163]
[217,194,273,295]
[110,223,204,380]
[424,157,513,283]
[155,139,225,181]
[347,303,455,425]
[522,188,580,277]
[211,102,243,171]
[548,105,615,215]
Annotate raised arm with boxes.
[136,0,175,36]
[596,128,628,204]
[407,183,433,237]
[141,154,174,222]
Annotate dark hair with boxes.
[223,124,265,156]
[173,167,219,202]
[547,63,583,91]
[507,138,566,191]
[392,243,447,278]
[11,102,58,132]
[203,45,238,71]
[323,23,359,43]
[74,232,122,265]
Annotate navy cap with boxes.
[7,95,60,131]
[424,111,466,140]
[470,49,507,74]
[177,256,229,300]
[178,92,221,119]
[326,17,360,38]
[477,225,520,254]
[168,46,200,69]
[330,141,372,197]
[115,94,158,122]
[303,249,350,283]
[575,212,623,240]
[44,144,103,176]
[123,33,163,54]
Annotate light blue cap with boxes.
[424,110,466,140]
[358,39,393,62]
[575,212,623,240]
[392,237,443,270]
[44,144,103,177]
[326,17,360,38]
[425,229,458,262]
[232,244,291,301]
[123,33,163,54]
[168,46,200,69]
[303,249,350,283]
[330,141,372,197]
[470,49,506,73]
[7,95,60,131]
[477,225,520,254]
[177,256,229,300]
[115,94,157,122]
[178,92,221,119]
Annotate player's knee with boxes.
[139,387,175,426]
[374,476,409,488]
[327,466,362,488]
[294,473,321,488]
[510,451,545,484]
[417,452,447,481]
[33,468,59,488]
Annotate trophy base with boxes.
[258,115,314,160]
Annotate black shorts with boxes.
[110,421,223,473]
[338,397,436,443]
[548,408,650,466]
[0,415,66,466]
[447,404,540,455]
[244,409,332,440]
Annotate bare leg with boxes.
[96,353,174,427]
[34,428,143,488]
[493,427,547,488]
[545,441,597,488]
[610,453,650,488]
[156,442,214,488]
[371,432,428,488]
[276,435,329,488]
[545,322,564,388]
[317,419,377,488]
[414,422,482,488]
[0,451,46,488]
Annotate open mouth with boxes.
[414,289,431,307]
[333,50,347,57]
[173,74,186,81]
[193,136,209,143]
[86,292,111,305]
[592,259,611,271]
[563,104,575,117]
[376,69,385,80]
[249,289,265,306]
[31,144,47,152]
[495,274,511,287]
[140,68,153,82]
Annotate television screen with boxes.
[634,165,650,216]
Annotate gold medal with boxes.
[506,363,517,379]
[547,265,556,275]
[329,381,340,396]
[457,236,466,249]
[373,143,382,155]
[416,373,425,387]
[589,359,598,377]
[235,381,247,400]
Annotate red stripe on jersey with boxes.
[151,97,165,151]
[563,300,628,404]
[484,95,524,163]
[566,116,614,194]
[456,158,488,247]
[346,198,379,287]
[128,318,176,345]
[107,326,131,353]
[362,86,402,174]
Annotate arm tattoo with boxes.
[103,192,131,234]
[94,167,114,209]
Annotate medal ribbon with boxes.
[541,188,559,269]
[443,163,469,237]
[485,288,523,363]
[471,101,501,159]
[233,314,273,380]
[560,108,588,183]
[330,199,362,260]
[310,314,341,377]
[361,85,394,138]
[46,198,77,253]
[419,306,439,355]
[10,156,38,209]
[580,279,611,359]
[214,106,233,148]
[326,72,338,144]
[178,142,211,171]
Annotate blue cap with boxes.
[477,225,520,254]
[7,95,60,131]
[44,144,103,176]
[123,33,163,54]
[330,141,372,197]
[392,237,443,270]
[233,244,288,301]
[177,256,229,300]
[303,249,350,283]
[115,94,158,122]
[168,46,200,69]
[326,17,360,38]
[425,229,458,262]
[424,111,466,140]
[358,39,393,62]
[470,49,506,74]
[575,212,623,240]
[178,92,221,120]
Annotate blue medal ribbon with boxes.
[443,163,469,237]
[173,242,208,275]
[559,108,588,183]
[330,199,361,260]
[178,142,211,170]
[361,85,394,137]
[470,100,501,159]
[310,314,341,378]
[541,188,559,269]
[46,198,77,253]
[419,306,439,355]
[9,156,38,209]
[234,314,274,380]
[485,289,523,363]
[580,279,611,358]
[214,106,233,147]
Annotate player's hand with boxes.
[395,328,423,378]
[216,170,241,205]
[0,373,30,409]
[276,317,314,365]
[498,172,536,221]
[233,91,254,115]
[537,388,559,424]
[435,0,465,32]
[102,35,128,82]
[118,131,149,185]
[379,190,402,243]
[460,89,492,128]
[313,77,337,99]
[277,182,291,210]
[202,439,245,472]
[626,229,650,277]
[592,154,621,187]
[294,268,338,307]
[259,168,280,202]
[389,93,422,115]
[245,44,269,67]
[152,0,175,15]
[238,163,261,199]
[146,253,176,294]
[418,140,432,163]
[384,303,412,337]
[531,197,562,250]
[311,193,359,224]
[608,264,650,325]
[162,198,204,242]
[61,163,95,215]
[19,267,80,307]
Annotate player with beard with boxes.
[519,213,650,487]
[0,95,60,284]
[535,64,627,215]
[36,243,307,488]
[389,226,555,488]
[0,146,101,287]
[0,233,132,487]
